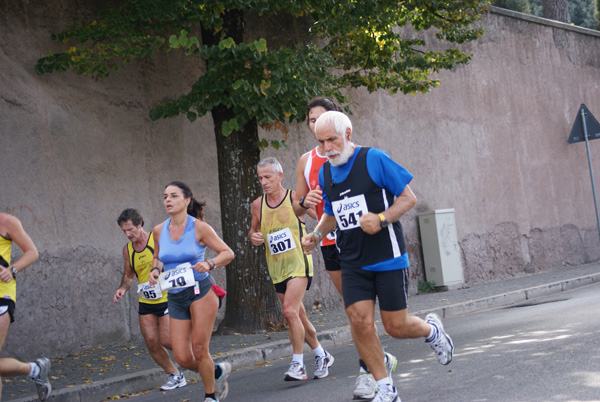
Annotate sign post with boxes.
[568,104,600,242]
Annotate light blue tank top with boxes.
[158,215,208,293]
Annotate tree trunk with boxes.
[541,0,571,23]
[212,106,284,333]
[201,11,283,333]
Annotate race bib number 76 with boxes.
[332,194,369,231]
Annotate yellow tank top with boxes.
[0,235,16,301]
[127,232,168,304]
[260,189,313,284]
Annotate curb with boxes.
[14,272,599,402]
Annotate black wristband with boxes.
[150,267,160,274]
[299,196,310,210]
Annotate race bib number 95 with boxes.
[137,281,163,300]
[332,194,369,231]
[266,228,297,255]
[159,263,196,291]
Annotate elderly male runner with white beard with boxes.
[293,97,398,400]
[301,111,454,402]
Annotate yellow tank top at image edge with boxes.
[0,235,17,301]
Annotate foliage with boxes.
[529,0,543,16]
[418,279,439,293]
[493,0,531,13]
[36,0,489,139]
[532,0,595,28]
[499,0,597,30]
[567,0,597,29]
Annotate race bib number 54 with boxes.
[332,194,369,231]
[267,228,297,255]
[159,263,196,291]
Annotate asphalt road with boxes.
[123,281,600,402]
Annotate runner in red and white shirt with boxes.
[293,98,342,294]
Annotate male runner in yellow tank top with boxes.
[113,209,186,391]
[0,212,51,401]
[249,157,335,382]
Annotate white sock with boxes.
[292,354,304,365]
[312,344,326,358]
[426,323,438,341]
[28,362,40,379]
[376,377,392,390]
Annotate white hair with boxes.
[257,157,283,174]
[314,111,353,137]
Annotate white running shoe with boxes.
[384,352,398,383]
[160,371,187,390]
[204,398,218,402]
[215,362,232,400]
[32,358,52,401]
[425,313,454,365]
[372,384,400,402]
[353,372,377,400]
[284,361,307,381]
[314,350,335,379]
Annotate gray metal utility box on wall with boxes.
[417,209,464,288]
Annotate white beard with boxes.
[327,138,354,167]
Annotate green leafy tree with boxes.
[568,0,597,29]
[493,0,531,13]
[531,0,595,29]
[35,0,488,332]
[541,0,571,22]
[530,0,544,16]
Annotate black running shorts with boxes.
[138,301,169,317]
[273,276,312,294]
[0,298,15,323]
[320,244,341,272]
[342,267,409,311]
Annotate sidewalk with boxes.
[5,263,600,402]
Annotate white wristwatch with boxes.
[10,266,17,277]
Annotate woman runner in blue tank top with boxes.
[149,181,235,402]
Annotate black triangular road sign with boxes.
[568,104,600,144]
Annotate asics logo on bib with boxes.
[271,232,288,241]
[336,200,361,213]
[164,267,187,280]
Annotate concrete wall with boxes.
[1,2,599,358]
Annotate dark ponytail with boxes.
[188,198,206,221]
[165,181,206,221]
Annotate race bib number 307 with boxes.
[159,263,196,291]
[266,228,297,255]
[332,194,369,231]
